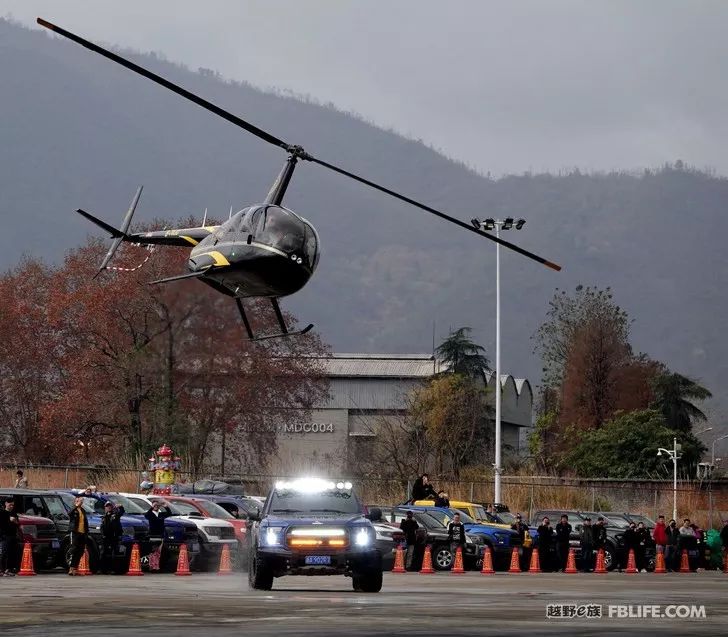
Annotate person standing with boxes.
[537,517,554,572]
[621,522,637,572]
[555,514,572,572]
[511,513,530,569]
[399,511,419,570]
[14,470,28,489]
[653,514,668,562]
[634,521,650,572]
[144,500,170,571]
[665,519,679,572]
[593,516,608,567]
[579,517,594,572]
[100,502,123,574]
[447,512,466,565]
[0,499,20,576]
[68,496,89,576]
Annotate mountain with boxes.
[1,19,726,422]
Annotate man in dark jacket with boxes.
[434,490,450,508]
[512,513,530,570]
[0,499,20,576]
[665,519,679,571]
[68,496,89,576]
[399,511,419,569]
[555,514,572,572]
[100,502,123,574]
[447,512,467,561]
[410,474,437,502]
[621,522,638,572]
[537,517,554,572]
[634,522,650,572]
[592,516,608,568]
[579,517,594,572]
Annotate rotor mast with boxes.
[265,145,312,206]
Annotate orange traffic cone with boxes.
[679,549,691,573]
[594,548,607,574]
[392,544,406,573]
[654,547,666,573]
[126,542,143,576]
[480,546,495,575]
[451,545,465,574]
[77,548,92,576]
[420,545,434,574]
[528,549,541,573]
[508,547,521,573]
[217,544,233,576]
[16,542,36,576]
[175,543,191,576]
[565,548,578,573]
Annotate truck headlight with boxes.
[493,533,507,545]
[265,527,283,546]
[354,528,371,547]
[205,526,223,537]
[467,534,484,545]
[20,525,38,538]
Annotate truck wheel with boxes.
[248,554,273,590]
[433,545,453,571]
[352,570,382,593]
[604,545,616,571]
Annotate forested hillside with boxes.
[1,19,726,417]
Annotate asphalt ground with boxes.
[1,571,726,636]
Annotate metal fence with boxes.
[3,464,727,528]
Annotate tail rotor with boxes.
[86,186,143,278]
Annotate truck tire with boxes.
[248,554,273,590]
[352,570,383,593]
[433,544,453,571]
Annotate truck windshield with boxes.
[269,489,361,516]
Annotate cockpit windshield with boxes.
[257,206,305,254]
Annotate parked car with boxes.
[402,504,521,568]
[530,509,655,571]
[119,492,237,571]
[0,488,75,569]
[383,507,485,571]
[191,494,261,520]
[17,513,61,570]
[48,490,144,573]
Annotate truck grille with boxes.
[37,526,57,539]
[285,526,348,549]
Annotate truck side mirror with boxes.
[247,507,261,522]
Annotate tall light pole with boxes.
[709,433,728,529]
[658,426,712,521]
[470,216,525,504]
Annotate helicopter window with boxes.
[258,206,305,254]
[303,225,319,268]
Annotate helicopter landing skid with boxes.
[235,297,313,342]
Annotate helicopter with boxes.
[37,18,560,342]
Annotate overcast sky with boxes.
[5,1,728,176]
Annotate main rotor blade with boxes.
[310,157,562,271]
[36,18,289,151]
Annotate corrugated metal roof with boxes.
[315,354,441,378]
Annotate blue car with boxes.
[50,490,144,572]
[392,505,522,566]
[71,491,200,571]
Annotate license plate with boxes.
[51,540,60,549]
[304,555,331,565]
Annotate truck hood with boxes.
[18,514,54,525]
[464,523,518,536]
[266,513,366,526]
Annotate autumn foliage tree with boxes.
[0,227,328,470]
[532,285,709,473]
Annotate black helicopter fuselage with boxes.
[139,203,320,299]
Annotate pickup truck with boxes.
[247,478,382,591]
